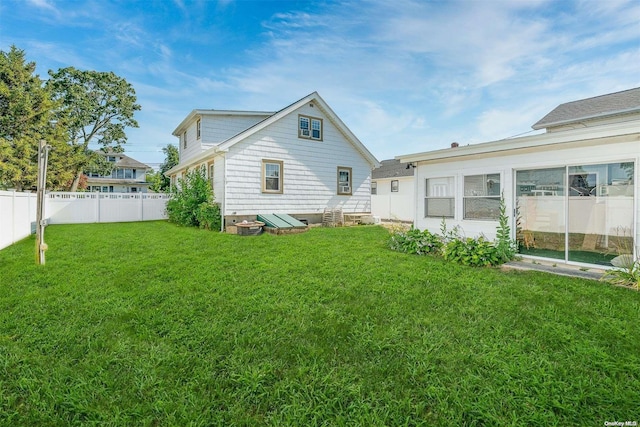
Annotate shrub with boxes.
[601,255,640,291]
[166,169,221,230]
[388,226,442,255]
[195,202,222,231]
[443,236,501,267]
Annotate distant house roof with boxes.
[532,87,640,130]
[102,151,151,170]
[372,159,414,179]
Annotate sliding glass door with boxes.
[516,162,634,266]
[516,168,566,260]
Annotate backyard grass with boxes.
[0,222,639,426]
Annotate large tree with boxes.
[47,67,140,191]
[147,143,179,192]
[0,46,75,191]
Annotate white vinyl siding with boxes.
[223,103,371,215]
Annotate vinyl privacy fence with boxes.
[0,191,169,250]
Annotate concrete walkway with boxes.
[502,259,606,281]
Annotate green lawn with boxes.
[1,222,638,426]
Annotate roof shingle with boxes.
[532,87,640,130]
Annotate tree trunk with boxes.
[69,170,82,192]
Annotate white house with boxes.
[397,87,640,268]
[371,159,415,222]
[166,92,379,228]
[85,151,152,193]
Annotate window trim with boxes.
[391,180,399,192]
[371,181,377,195]
[463,173,501,221]
[337,166,352,196]
[425,177,455,219]
[182,130,187,149]
[262,159,284,194]
[298,114,323,141]
[196,119,201,140]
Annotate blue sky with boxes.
[2,0,639,168]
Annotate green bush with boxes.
[388,195,517,268]
[443,236,501,267]
[166,169,221,230]
[388,226,442,255]
[195,201,221,231]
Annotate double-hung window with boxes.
[425,177,455,218]
[209,163,215,189]
[463,173,501,220]
[262,160,283,194]
[371,181,377,195]
[337,167,352,195]
[391,180,399,192]
[197,119,201,139]
[299,115,323,140]
[183,131,187,149]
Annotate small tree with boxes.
[147,144,178,192]
[166,169,221,231]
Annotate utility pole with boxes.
[35,139,51,265]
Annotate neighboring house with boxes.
[166,92,379,228]
[85,152,152,193]
[371,159,414,222]
[397,87,640,268]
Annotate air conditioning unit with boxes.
[340,185,351,193]
[300,129,310,137]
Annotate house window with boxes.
[391,180,399,192]
[262,159,283,194]
[371,181,377,195]
[209,163,215,189]
[197,119,201,139]
[124,168,133,179]
[131,187,137,193]
[337,166,352,195]
[116,169,125,179]
[183,131,187,149]
[463,173,501,220]
[425,177,455,218]
[299,115,323,141]
[107,156,116,162]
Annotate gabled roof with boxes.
[532,87,640,130]
[100,151,151,169]
[372,159,414,179]
[172,109,274,136]
[217,92,379,167]
[168,92,379,174]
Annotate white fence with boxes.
[0,191,169,250]
[47,192,169,224]
[0,191,38,250]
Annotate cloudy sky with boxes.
[2,0,639,167]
